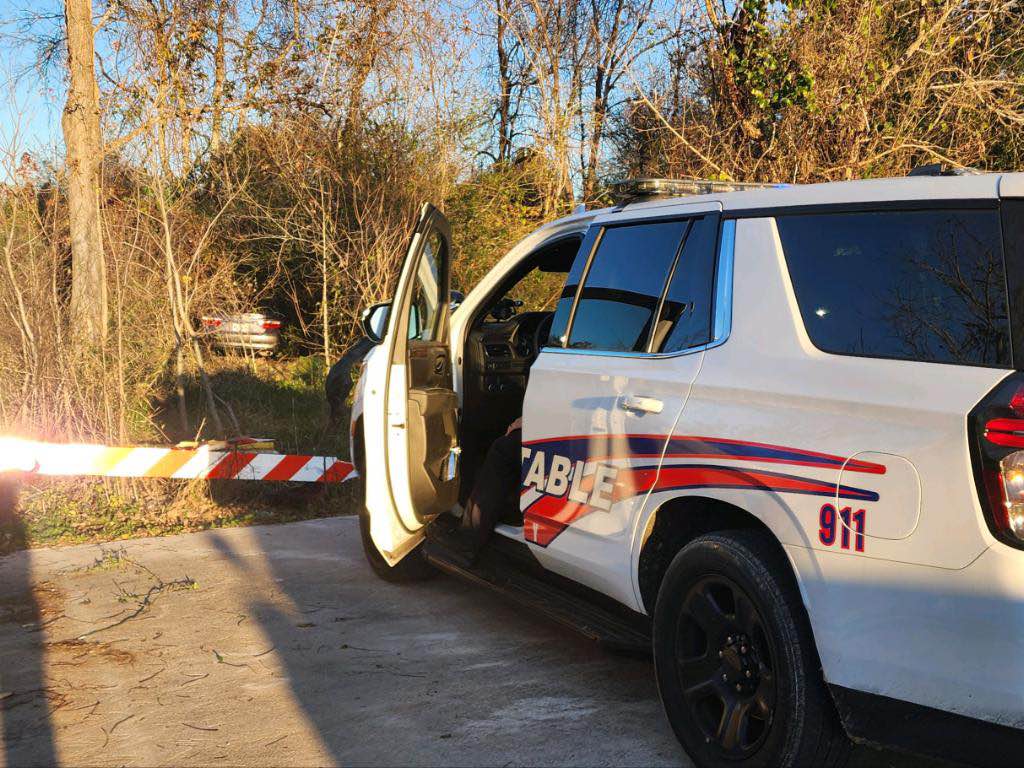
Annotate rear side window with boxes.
[654,216,719,353]
[777,209,1011,368]
[567,221,688,352]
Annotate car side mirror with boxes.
[450,290,465,311]
[361,302,391,344]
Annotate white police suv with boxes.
[348,171,1024,767]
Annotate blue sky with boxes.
[0,0,65,161]
[0,0,692,176]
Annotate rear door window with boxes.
[777,208,1011,368]
[653,215,719,353]
[566,221,688,353]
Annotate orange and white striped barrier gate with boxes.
[0,437,356,484]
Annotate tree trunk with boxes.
[341,0,395,140]
[210,0,227,154]
[62,0,107,342]
[320,196,331,367]
[497,0,513,163]
[583,82,607,202]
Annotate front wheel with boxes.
[653,530,849,768]
[351,421,434,583]
[357,508,434,583]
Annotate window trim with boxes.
[999,200,1024,370]
[646,219,694,353]
[775,206,1014,371]
[559,227,605,347]
[723,198,998,220]
[545,214,732,360]
[406,230,449,344]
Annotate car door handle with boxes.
[618,395,664,415]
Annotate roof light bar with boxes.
[609,177,784,205]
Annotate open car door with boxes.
[363,203,460,564]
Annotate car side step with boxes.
[424,541,652,656]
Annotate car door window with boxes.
[408,230,445,341]
[547,227,601,346]
[654,215,719,353]
[567,221,688,353]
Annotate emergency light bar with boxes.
[609,177,784,205]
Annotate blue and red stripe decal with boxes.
[520,434,883,547]
[521,434,886,475]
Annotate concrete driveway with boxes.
[0,515,948,768]
[0,517,686,767]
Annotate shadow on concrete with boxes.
[201,515,688,768]
[203,520,394,765]
[0,477,58,768]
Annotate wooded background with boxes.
[2,0,1024,449]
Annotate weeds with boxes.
[0,355,360,554]
[77,551,197,639]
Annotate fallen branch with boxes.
[76,556,196,639]
[183,722,219,732]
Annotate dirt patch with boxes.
[0,580,64,627]
[46,639,135,666]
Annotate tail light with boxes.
[202,317,222,328]
[970,375,1024,548]
[262,320,281,331]
[1000,451,1024,539]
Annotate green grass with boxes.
[0,355,361,555]
[160,354,343,456]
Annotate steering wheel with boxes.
[533,312,555,358]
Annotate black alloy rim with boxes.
[674,575,776,759]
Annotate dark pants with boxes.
[466,428,522,550]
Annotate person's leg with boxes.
[467,428,522,550]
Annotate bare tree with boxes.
[497,0,586,213]
[63,0,108,341]
[209,0,229,154]
[580,0,663,201]
[494,0,531,164]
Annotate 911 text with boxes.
[818,503,866,552]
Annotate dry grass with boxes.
[0,355,362,555]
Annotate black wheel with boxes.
[357,507,434,583]
[653,530,849,768]
[326,338,374,429]
[350,409,432,583]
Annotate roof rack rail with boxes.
[609,177,783,205]
[907,163,980,177]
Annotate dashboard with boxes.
[468,311,550,387]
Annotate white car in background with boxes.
[349,172,1024,766]
[200,311,282,355]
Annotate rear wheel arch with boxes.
[637,496,804,619]
[638,496,856,750]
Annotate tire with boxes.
[326,338,374,429]
[357,507,434,583]
[653,530,850,768]
[349,389,432,584]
